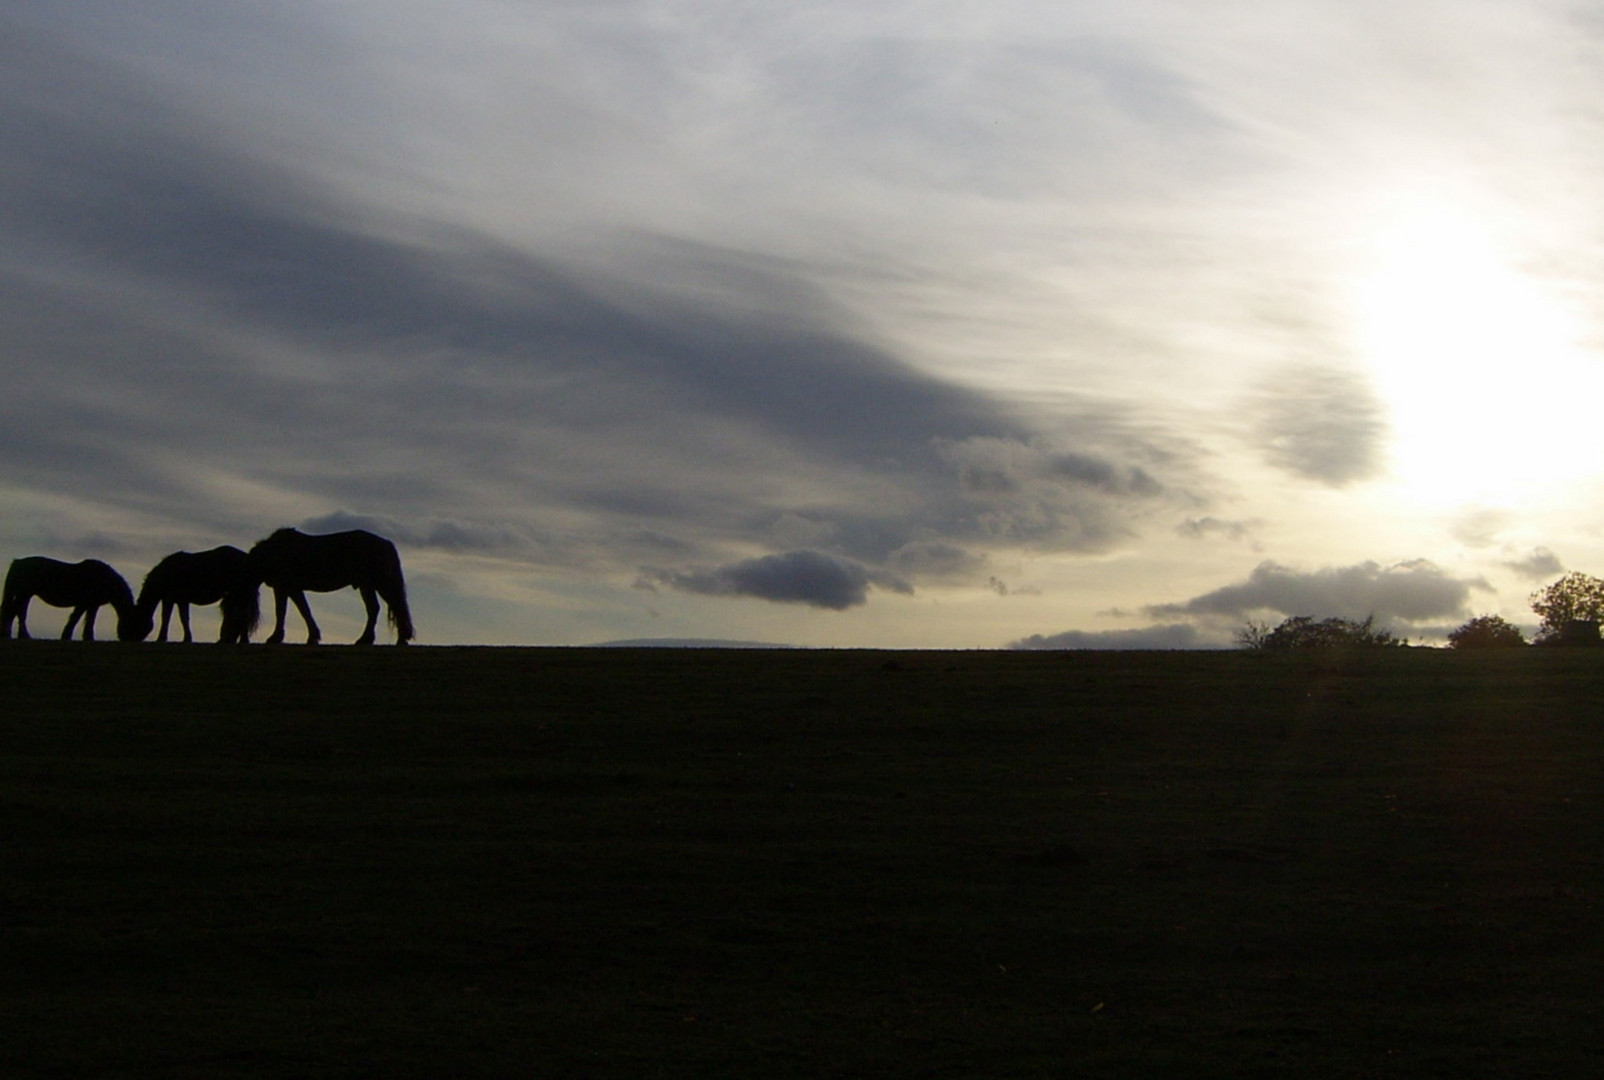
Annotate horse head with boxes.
[103,571,144,642]
[118,602,155,642]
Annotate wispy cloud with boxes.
[1247,366,1387,487]
[1177,516,1261,544]
[5,4,1604,644]
[0,15,1186,611]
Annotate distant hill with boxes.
[591,638,798,649]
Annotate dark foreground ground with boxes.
[2,643,1603,1078]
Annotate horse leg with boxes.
[64,604,101,641]
[178,603,194,644]
[9,595,31,639]
[158,601,174,643]
[355,587,380,645]
[288,591,321,645]
[262,589,285,644]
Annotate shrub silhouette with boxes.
[1446,614,1526,649]
[1238,614,1403,651]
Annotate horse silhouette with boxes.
[233,528,414,645]
[1,556,141,641]
[127,546,255,643]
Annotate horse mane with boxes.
[89,560,136,616]
[136,558,173,613]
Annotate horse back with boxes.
[254,530,399,593]
[8,557,131,608]
[144,546,251,605]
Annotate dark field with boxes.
[3,644,1603,1078]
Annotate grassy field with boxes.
[3,643,1603,1078]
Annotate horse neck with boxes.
[133,581,161,616]
[109,578,136,615]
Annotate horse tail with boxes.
[381,541,414,644]
[0,560,19,639]
[223,582,261,643]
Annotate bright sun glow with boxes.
[1352,201,1603,509]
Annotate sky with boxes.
[5,1,1604,648]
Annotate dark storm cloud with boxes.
[640,550,912,611]
[1249,366,1386,487]
[1147,559,1483,623]
[0,20,1179,602]
[1008,623,1213,650]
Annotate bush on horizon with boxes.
[1238,614,1405,651]
[1446,614,1527,649]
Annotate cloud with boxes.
[1503,547,1564,580]
[640,550,912,610]
[0,19,1187,595]
[7,3,1604,649]
[1177,516,1260,544]
[1248,366,1386,487]
[939,435,1163,498]
[12,19,1213,576]
[888,540,988,581]
[1148,559,1484,623]
[930,436,1166,552]
[1009,623,1219,650]
[1449,508,1515,549]
[296,511,533,556]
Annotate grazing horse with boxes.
[1,557,141,641]
[128,546,254,643]
[233,528,414,645]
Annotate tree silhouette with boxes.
[1529,572,1604,645]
